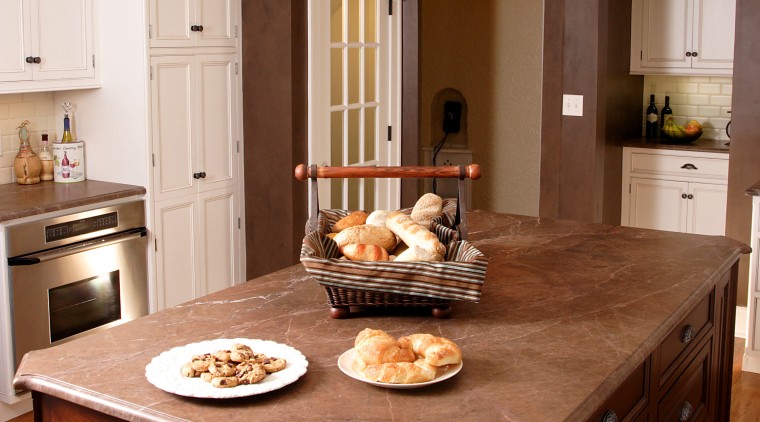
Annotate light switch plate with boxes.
[562,94,583,117]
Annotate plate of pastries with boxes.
[145,338,308,398]
[338,328,463,389]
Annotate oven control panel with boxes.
[45,212,118,243]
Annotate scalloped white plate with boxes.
[337,348,462,389]
[145,338,308,398]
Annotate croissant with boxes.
[398,333,462,366]
[362,359,437,384]
[353,328,415,372]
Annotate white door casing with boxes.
[308,0,401,212]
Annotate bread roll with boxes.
[385,212,445,262]
[333,224,397,252]
[410,193,443,228]
[397,334,462,366]
[332,210,368,233]
[353,328,415,372]
[362,359,437,384]
[341,244,389,261]
[366,210,392,227]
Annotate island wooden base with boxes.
[32,392,121,422]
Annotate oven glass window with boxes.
[48,271,121,343]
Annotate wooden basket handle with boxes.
[294,164,481,180]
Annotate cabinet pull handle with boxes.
[681,324,696,343]
[680,401,694,421]
[33,57,41,64]
[601,410,619,422]
[681,163,698,170]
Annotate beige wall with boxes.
[420,1,543,215]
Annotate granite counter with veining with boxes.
[13,211,749,421]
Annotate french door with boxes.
[308,0,401,212]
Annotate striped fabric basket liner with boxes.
[300,200,488,305]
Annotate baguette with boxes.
[340,244,389,261]
[366,210,392,227]
[385,212,445,262]
[410,193,443,229]
[333,224,397,251]
[332,210,368,233]
[362,359,437,384]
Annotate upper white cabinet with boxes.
[149,0,238,48]
[630,0,736,75]
[0,0,98,93]
[621,147,729,236]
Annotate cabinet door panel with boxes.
[155,198,198,310]
[151,56,196,200]
[688,182,727,235]
[630,178,688,233]
[640,0,693,69]
[196,54,238,192]
[0,0,31,81]
[196,0,237,47]
[150,0,193,47]
[692,0,735,69]
[32,0,94,80]
[199,188,237,296]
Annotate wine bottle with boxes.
[660,96,673,129]
[62,151,70,178]
[646,94,658,138]
[61,113,73,143]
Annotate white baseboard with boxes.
[0,396,32,421]
[736,305,748,339]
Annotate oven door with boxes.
[9,229,148,373]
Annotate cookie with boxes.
[262,357,287,373]
[201,372,214,383]
[236,361,267,385]
[190,353,214,372]
[180,362,198,377]
[211,376,239,388]
[213,349,232,363]
[230,344,253,362]
[209,361,237,377]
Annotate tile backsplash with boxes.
[641,75,732,141]
[0,93,57,185]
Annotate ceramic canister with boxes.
[52,141,86,183]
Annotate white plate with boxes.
[145,338,308,399]
[337,348,462,389]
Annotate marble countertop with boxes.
[13,212,749,421]
[623,137,730,153]
[0,180,146,222]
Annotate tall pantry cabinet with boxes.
[147,0,243,310]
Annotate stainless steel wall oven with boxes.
[6,201,148,393]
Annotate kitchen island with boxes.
[13,211,748,421]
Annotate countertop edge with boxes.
[566,248,745,421]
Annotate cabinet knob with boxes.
[680,163,698,170]
[199,171,206,179]
[601,410,619,422]
[25,56,34,63]
[197,24,204,32]
[193,172,201,179]
[687,194,694,200]
[680,401,694,421]
[686,51,692,57]
[692,51,698,58]
[681,193,688,199]
[190,25,198,31]
[34,57,41,64]
[681,324,696,343]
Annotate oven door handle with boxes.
[8,228,147,266]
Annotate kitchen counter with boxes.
[13,211,749,421]
[623,136,730,153]
[0,180,146,222]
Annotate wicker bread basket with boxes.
[296,164,488,319]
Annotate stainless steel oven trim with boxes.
[8,228,146,265]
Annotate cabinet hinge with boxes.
[155,239,158,252]
[629,184,631,194]
[149,24,152,39]
[387,126,392,141]
[150,66,153,80]
[235,62,239,75]
[235,25,238,38]
[152,153,156,167]
[640,50,643,61]
[237,218,241,229]
[388,0,393,15]
[236,141,240,153]
[92,55,95,68]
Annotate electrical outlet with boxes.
[562,94,583,117]
[443,101,462,133]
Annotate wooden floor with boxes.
[8,337,760,421]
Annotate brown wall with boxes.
[540,0,641,224]
[241,1,308,280]
[725,0,760,307]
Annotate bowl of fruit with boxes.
[660,117,703,144]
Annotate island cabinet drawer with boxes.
[657,338,714,422]
[658,292,713,383]
[587,358,649,422]
[629,152,728,180]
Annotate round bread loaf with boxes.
[410,193,443,228]
[332,210,368,233]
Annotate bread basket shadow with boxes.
[295,164,488,319]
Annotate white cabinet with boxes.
[149,0,237,48]
[744,193,760,374]
[0,0,98,94]
[630,0,735,75]
[150,54,239,201]
[153,187,239,309]
[621,147,728,236]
